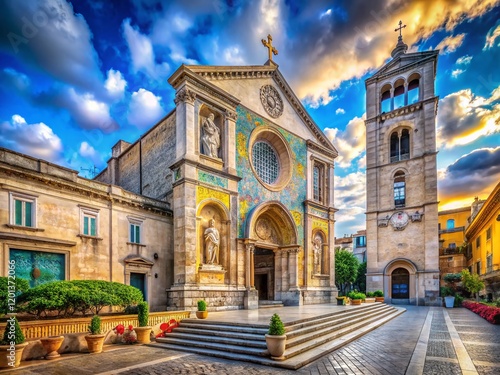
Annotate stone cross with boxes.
[261,34,278,62]
[395,20,406,41]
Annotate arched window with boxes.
[380,84,392,113]
[313,164,323,202]
[446,219,455,230]
[390,129,410,163]
[408,78,420,104]
[394,171,406,208]
[312,231,328,275]
[393,80,405,109]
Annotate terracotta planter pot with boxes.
[84,334,106,354]
[40,335,64,359]
[135,327,152,344]
[0,342,28,368]
[196,311,208,319]
[364,297,376,303]
[265,334,286,359]
[375,297,385,303]
[351,299,362,305]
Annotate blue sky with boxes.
[0,0,499,238]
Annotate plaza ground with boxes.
[3,305,500,375]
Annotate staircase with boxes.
[152,303,405,369]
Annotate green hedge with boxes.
[0,277,30,316]
[16,280,144,318]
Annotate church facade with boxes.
[95,58,339,310]
[364,29,440,305]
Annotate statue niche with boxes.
[200,111,221,159]
[204,218,220,265]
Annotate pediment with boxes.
[370,50,438,80]
[123,254,154,266]
[169,64,337,157]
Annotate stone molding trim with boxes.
[174,87,196,104]
[0,231,76,247]
[306,140,337,160]
[380,102,422,121]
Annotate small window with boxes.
[380,86,391,113]
[312,162,326,203]
[393,84,405,109]
[408,78,420,104]
[476,236,481,248]
[486,227,491,241]
[449,243,456,249]
[476,261,481,275]
[390,130,410,163]
[10,192,36,227]
[394,171,406,208]
[446,219,455,230]
[128,217,144,244]
[80,207,99,237]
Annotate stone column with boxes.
[281,249,289,292]
[288,247,300,290]
[224,109,237,175]
[174,86,197,160]
[274,250,282,298]
[250,246,255,289]
[245,243,253,289]
[244,242,258,309]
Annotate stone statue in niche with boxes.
[204,219,220,264]
[201,112,220,158]
[313,236,322,274]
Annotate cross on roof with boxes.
[261,34,278,62]
[395,20,406,41]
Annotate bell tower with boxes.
[365,22,440,305]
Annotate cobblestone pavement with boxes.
[3,306,500,375]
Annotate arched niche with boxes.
[197,199,229,269]
[199,105,223,160]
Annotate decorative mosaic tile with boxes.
[198,171,228,188]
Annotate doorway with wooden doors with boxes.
[391,267,409,302]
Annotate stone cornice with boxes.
[365,151,439,170]
[306,140,338,159]
[0,231,77,247]
[0,165,172,217]
[466,182,500,237]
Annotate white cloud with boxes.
[128,88,165,128]
[456,55,472,65]
[79,141,103,167]
[334,171,366,234]
[451,69,464,78]
[122,18,169,79]
[0,115,62,161]
[104,69,127,99]
[335,108,346,115]
[483,23,500,50]
[325,115,366,168]
[435,33,466,54]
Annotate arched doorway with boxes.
[391,268,409,299]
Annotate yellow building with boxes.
[465,182,500,300]
[438,206,469,287]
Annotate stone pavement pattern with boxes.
[3,306,500,375]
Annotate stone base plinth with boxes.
[244,288,259,310]
[197,264,226,284]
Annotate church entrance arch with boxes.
[245,201,299,303]
[391,268,409,299]
[384,259,417,304]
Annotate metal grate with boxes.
[252,141,280,184]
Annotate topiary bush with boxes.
[373,290,384,297]
[137,301,149,327]
[197,300,207,311]
[16,280,144,318]
[268,313,285,336]
[88,315,102,335]
[347,291,366,300]
[0,277,29,315]
[366,291,375,298]
[0,316,25,345]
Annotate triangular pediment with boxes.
[369,50,439,80]
[169,64,337,156]
[124,254,154,266]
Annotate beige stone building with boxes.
[364,30,440,305]
[0,148,173,311]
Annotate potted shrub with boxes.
[365,291,376,303]
[135,301,152,344]
[336,295,346,305]
[196,300,208,319]
[442,273,462,308]
[348,291,366,305]
[265,313,286,359]
[441,286,455,308]
[40,335,64,360]
[373,290,384,303]
[85,315,106,354]
[0,315,28,368]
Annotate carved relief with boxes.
[255,218,272,240]
[260,85,283,118]
[200,112,221,159]
[174,87,196,104]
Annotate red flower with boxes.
[160,322,169,331]
[115,324,125,335]
[128,325,134,331]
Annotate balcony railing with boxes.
[439,247,464,256]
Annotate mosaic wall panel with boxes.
[236,107,306,245]
[197,186,230,209]
[198,171,228,189]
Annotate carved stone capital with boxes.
[225,109,238,121]
[174,87,196,105]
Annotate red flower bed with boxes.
[462,301,500,324]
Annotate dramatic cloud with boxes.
[437,88,500,148]
[0,115,62,161]
[439,147,500,206]
[128,88,165,128]
[122,18,169,79]
[483,21,500,49]
[334,171,366,234]
[0,0,104,95]
[325,115,366,168]
[435,33,466,54]
[104,69,127,100]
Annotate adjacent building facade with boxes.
[365,32,440,305]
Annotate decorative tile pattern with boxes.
[198,171,228,189]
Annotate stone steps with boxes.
[152,303,405,369]
[259,300,284,309]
